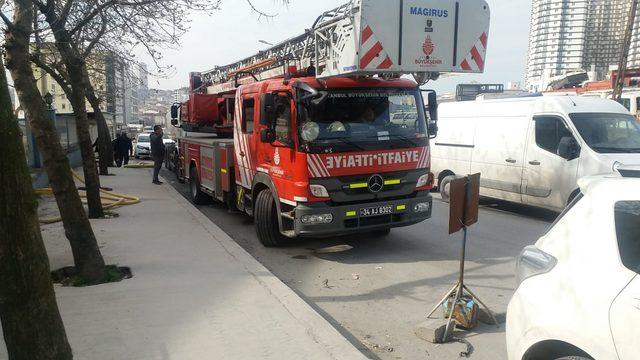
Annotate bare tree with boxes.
[3,0,108,283]
[0,52,73,360]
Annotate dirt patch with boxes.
[51,265,132,287]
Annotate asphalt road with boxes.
[161,168,557,360]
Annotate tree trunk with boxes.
[0,47,73,360]
[37,5,104,219]
[84,68,114,175]
[4,0,107,283]
[64,65,105,219]
[39,10,106,219]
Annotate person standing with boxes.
[150,125,166,185]
[121,133,133,166]
[113,133,124,167]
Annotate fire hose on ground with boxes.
[35,171,141,224]
[123,162,155,169]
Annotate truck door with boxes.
[236,95,257,188]
[257,95,298,203]
[470,115,528,203]
[522,116,579,210]
[609,201,640,360]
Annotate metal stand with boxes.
[427,177,499,343]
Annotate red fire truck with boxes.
[171,0,491,246]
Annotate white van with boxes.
[432,96,640,211]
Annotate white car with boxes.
[506,168,640,360]
[134,133,151,159]
[134,133,175,159]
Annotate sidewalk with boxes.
[0,167,367,360]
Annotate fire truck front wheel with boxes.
[255,189,287,247]
[189,167,210,205]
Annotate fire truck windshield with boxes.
[297,89,428,153]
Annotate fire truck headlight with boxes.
[416,174,430,188]
[309,184,330,198]
[301,121,320,142]
[301,214,333,225]
[416,173,434,188]
[414,202,431,213]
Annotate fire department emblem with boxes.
[274,148,281,166]
[422,36,434,56]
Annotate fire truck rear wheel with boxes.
[190,167,210,205]
[255,189,287,247]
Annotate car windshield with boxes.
[569,113,640,153]
[297,89,428,153]
[138,135,150,143]
[614,201,640,274]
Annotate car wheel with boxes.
[189,167,210,205]
[440,175,456,203]
[254,189,287,247]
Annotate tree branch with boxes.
[68,0,119,35]
[245,0,279,19]
[82,14,107,58]
[30,53,72,96]
[0,10,13,28]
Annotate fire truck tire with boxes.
[189,167,210,205]
[255,189,286,247]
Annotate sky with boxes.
[146,0,533,94]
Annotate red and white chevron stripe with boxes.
[416,146,430,169]
[307,154,331,178]
[359,24,394,70]
[460,32,488,72]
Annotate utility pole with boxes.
[613,0,639,102]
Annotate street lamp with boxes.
[43,92,53,109]
[258,40,274,46]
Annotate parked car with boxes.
[134,133,151,159]
[506,168,640,360]
[431,96,640,211]
[135,133,175,159]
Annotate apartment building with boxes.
[30,49,148,131]
[526,0,638,92]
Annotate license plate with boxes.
[359,205,393,217]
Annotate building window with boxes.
[61,104,66,110]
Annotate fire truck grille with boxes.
[316,170,426,204]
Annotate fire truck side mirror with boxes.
[260,93,276,126]
[171,103,180,120]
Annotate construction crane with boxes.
[613,0,639,102]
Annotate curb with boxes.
[159,175,369,360]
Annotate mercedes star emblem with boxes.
[368,174,384,193]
